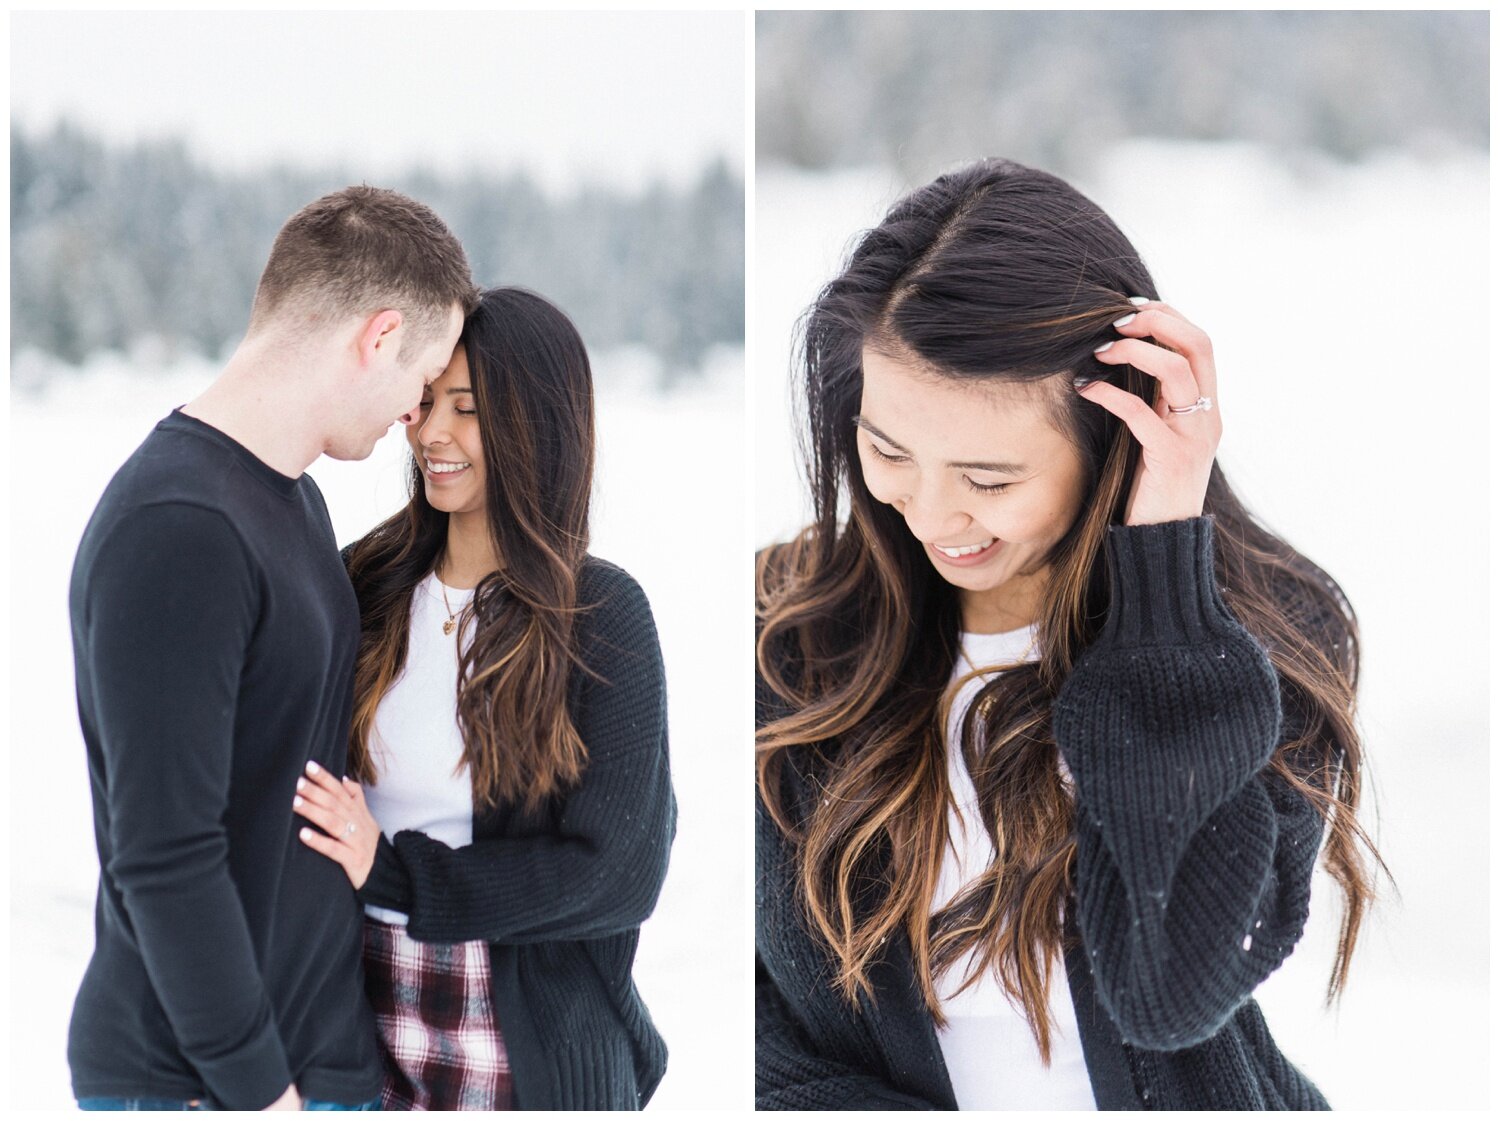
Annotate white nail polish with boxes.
[306,761,321,775]
[293,795,304,808]
[1112,313,1137,328]
[1093,341,1114,353]
[1128,295,1150,305]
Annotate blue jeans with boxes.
[77,1098,378,1111]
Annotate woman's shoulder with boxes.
[576,555,660,654]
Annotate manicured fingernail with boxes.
[296,777,307,790]
[1093,340,1114,353]
[1128,295,1150,305]
[293,795,304,808]
[306,761,321,775]
[1072,374,1091,389]
[1112,313,1137,328]
[299,828,312,840]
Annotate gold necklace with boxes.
[957,626,1041,717]
[438,581,460,635]
[435,569,472,636]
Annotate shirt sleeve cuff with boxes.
[197,1017,292,1110]
[1095,516,1239,648]
[355,832,414,913]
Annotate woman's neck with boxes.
[436,510,500,590]
[959,570,1046,635]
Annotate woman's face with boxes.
[407,344,487,518]
[856,345,1091,629]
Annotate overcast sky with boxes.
[12,10,745,192]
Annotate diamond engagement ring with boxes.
[344,821,357,838]
[1168,396,1213,414]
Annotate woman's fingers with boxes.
[1110,305,1218,399]
[292,791,348,839]
[294,774,344,815]
[297,825,349,866]
[1093,337,1202,414]
[1076,379,1172,450]
[303,760,348,798]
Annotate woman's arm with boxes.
[755,953,941,1110]
[357,563,676,944]
[1053,516,1325,1051]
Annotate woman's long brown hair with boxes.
[346,287,597,813]
[756,159,1385,1061]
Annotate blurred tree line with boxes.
[757,10,1487,178]
[11,120,744,379]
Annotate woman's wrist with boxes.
[1094,516,1239,648]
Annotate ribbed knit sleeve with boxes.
[1053,517,1323,1051]
[368,562,675,944]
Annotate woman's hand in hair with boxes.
[293,760,380,890]
[1078,301,1222,527]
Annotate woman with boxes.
[755,159,1381,1110]
[292,287,676,1110]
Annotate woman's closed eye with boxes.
[869,440,1011,494]
[867,443,908,464]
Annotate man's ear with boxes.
[356,309,404,367]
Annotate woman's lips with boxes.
[927,537,1002,567]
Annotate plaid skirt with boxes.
[362,917,514,1110]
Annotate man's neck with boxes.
[179,344,328,479]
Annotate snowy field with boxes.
[754,144,1490,1110]
[8,348,750,1110]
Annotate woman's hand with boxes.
[293,760,379,890]
[1078,300,1222,527]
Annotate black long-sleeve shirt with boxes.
[755,517,1331,1110]
[67,410,382,1110]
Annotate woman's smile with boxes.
[928,537,1003,566]
[423,456,473,481]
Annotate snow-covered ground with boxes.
[754,145,1490,1110]
[8,347,750,1110]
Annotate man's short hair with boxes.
[249,186,478,356]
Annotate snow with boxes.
[6,138,1490,1112]
[754,143,1489,1109]
[7,347,749,1110]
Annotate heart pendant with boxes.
[443,619,456,635]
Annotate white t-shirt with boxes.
[362,573,478,925]
[933,625,1097,1111]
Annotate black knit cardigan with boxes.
[756,517,1332,1110]
[355,556,676,1110]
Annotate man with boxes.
[67,187,476,1111]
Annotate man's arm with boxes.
[81,503,294,1109]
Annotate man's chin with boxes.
[324,436,382,463]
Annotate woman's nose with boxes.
[417,412,450,445]
[895,483,969,543]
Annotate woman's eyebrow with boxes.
[445,386,474,395]
[853,416,907,451]
[854,415,1028,475]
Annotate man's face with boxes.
[329,303,465,461]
